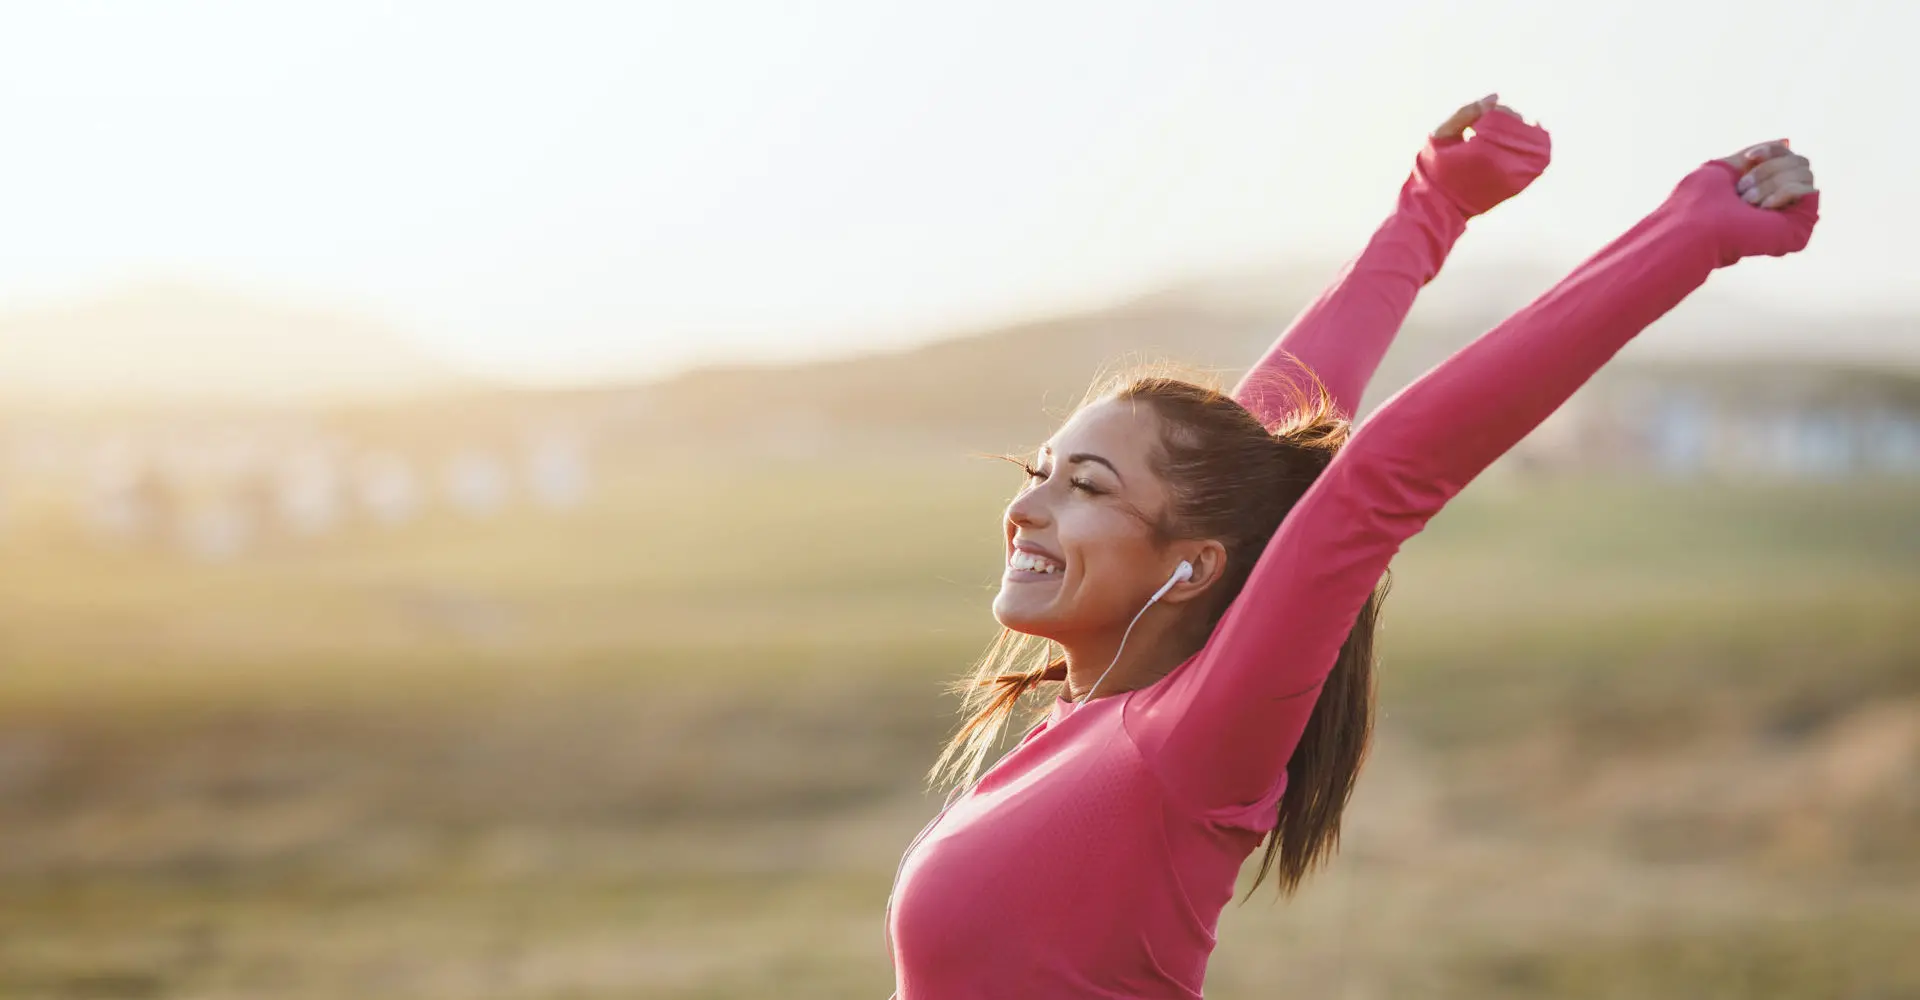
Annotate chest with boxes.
[892,707,1169,934]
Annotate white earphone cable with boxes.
[1081,560,1191,704]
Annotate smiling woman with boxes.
[994,378,1356,698]
[885,98,1822,999]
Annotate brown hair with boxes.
[932,364,1385,897]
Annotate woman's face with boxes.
[993,398,1181,642]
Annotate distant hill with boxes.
[9,273,1907,457]
[0,284,477,409]
[614,263,1460,453]
[603,267,1919,456]
[636,296,1290,452]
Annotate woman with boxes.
[887,96,1819,998]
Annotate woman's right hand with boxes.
[1663,141,1820,265]
[1416,94,1553,218]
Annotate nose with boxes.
[1006,484,1051,531]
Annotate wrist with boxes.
[1658,161,1752,268]
[1404,156,1475,224]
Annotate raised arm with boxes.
[1233,98,1552,425]
[1132,146,1820,826]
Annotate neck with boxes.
[1058,607,1195,702]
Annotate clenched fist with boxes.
[1664,141,1820,265]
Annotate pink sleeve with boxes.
[1233,111,1550,423]
[1128,163,1818,828]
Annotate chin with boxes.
[991,588,1064,639]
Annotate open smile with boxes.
[1005,544,1064,582]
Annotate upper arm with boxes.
[1125,441,1437,826]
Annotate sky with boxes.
[0,0,1908,384]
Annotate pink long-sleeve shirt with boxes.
[887,120,1813,998]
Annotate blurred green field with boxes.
[1,461,1917,998]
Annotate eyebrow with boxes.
[1065,452,1123,484]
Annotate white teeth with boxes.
[1009,551,1062,574]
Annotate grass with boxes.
[1440,912,1920,999]
[1,464,1916,997]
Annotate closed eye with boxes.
[1000,454,1107,495]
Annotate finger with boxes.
[1760,182,1818,210]
[1748,172,1818,205]
[1737,154,1813,196]
[1748,153,1811,185]
[1721,140,1791,173]
[1433,93,1497,140]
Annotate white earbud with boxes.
[1079,559,1194,705]
[1141,559,1194,604]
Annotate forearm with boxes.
[1232,175,1467,423]
[1232,108,1551,426]
[1348,198,1721,499]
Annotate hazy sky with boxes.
[0,0,1907,383]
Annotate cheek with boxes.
[1061,509,1159,602]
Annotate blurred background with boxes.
[0,2,1916,998]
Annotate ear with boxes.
[1159,539,1228,605]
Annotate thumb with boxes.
[1432,93,1497,140]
